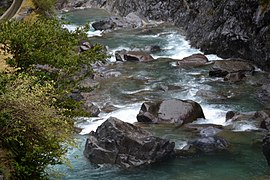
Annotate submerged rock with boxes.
[84,117,175,168]
[137,99,205,125]
[189,136,229,153]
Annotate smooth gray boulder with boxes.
[137,99,205,125]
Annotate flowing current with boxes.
[52,8,270,179]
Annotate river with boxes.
[51,8,270,179]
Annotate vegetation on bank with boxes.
[0,0,107,178]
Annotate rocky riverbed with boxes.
[52,5,270,179]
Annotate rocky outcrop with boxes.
[84,117,175,168]
[137,99,205,125]
[57,0,270,71]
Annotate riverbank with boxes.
[57,0,270,71]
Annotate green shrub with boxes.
[0,73,75,179]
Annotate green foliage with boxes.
[0,19,107,79]
[32,0,57,15]
[0,73,75,179]
[0,14,108,179]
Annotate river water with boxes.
[52,8,270,179]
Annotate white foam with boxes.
[152,31,222,60]
[122,87,152,95]
[193,105,227,125]
[232,121,259,132]
[63,24,103,37]
[78,103,142,135]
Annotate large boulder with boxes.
[177,53,210,68]
[209,59,255,77]
[137,99,205,125]
[84,117,175,168]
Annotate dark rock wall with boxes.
[58,0,270,71]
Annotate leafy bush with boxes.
[0,12,107,179]
[0,19,106,78]
[0,73,75,179]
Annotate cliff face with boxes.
[58,0,270,71]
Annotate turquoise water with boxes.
[53,8,270,179]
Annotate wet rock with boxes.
[144,45,161,53]
[91,17,117,31]
[137,99,205,125]
[83,101,100,117]
[200,127,222,137]
[260,118,270,131]
[92,13,145,31]
[257,83,270,105]
[263,134,270,166]
[101,103,119,113]
[116,50,155,62]
[84,117,175,168]
[124,51,154,62]
[78,77,100,91]
[184,124,223,132]
[175,144,198,157]
[158,84,183,92]
[196,89,227,101]
[224,72,246,82]
[226,111,237,121]
[225,111,256,122]
[92,70,122,80]
[177,53,210,68]
[68,89,84,102]
[255,111,270,130]
[209,59,255,77]
[189,136,229,153]
[115,49,127,61]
